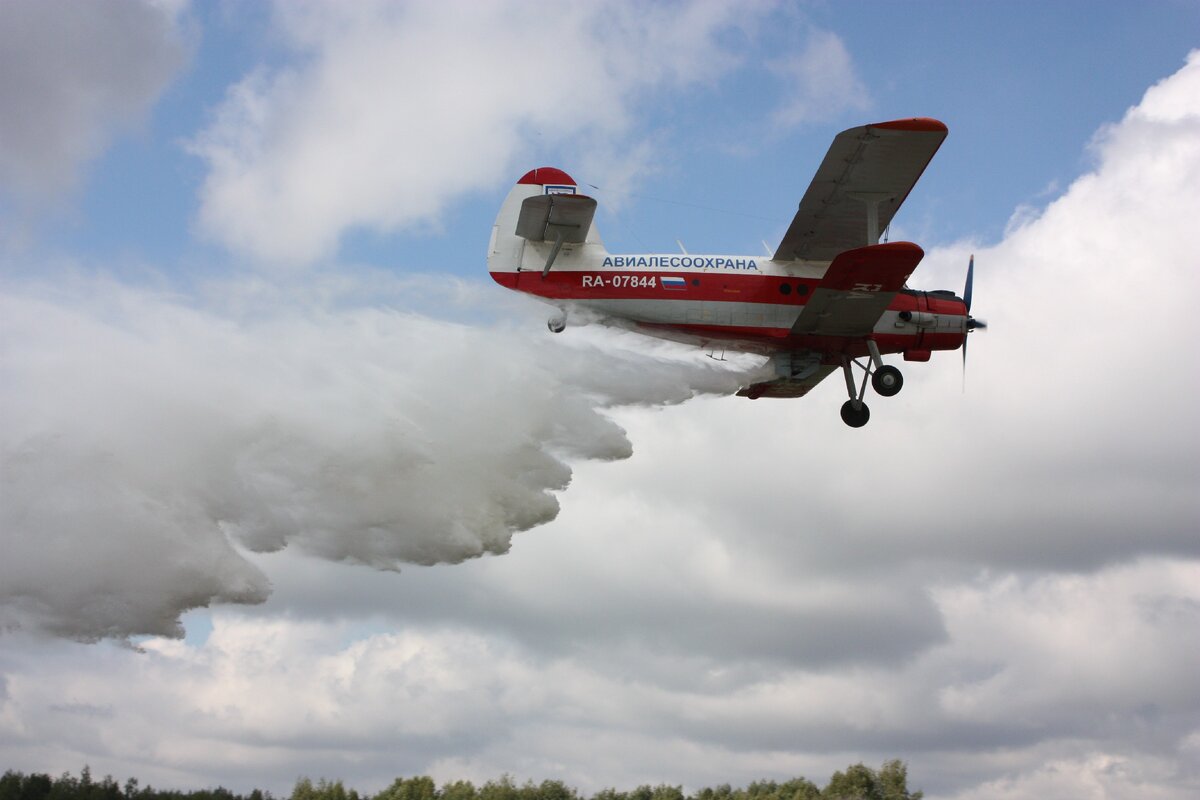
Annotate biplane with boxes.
[488,118,985,427]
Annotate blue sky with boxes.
[3,3,1200,799]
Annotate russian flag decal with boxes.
[661,276,686,290]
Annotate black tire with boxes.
[547,316,566,333]
[871,365,903,397]
[840,400,870,428]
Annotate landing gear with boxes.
[547,314,566,333]
[841,355,872,428]
[871,365,903,397]
[840,400,870,428]
[838,342,904,427]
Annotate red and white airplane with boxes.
[488,118,985,427]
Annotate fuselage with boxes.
[488,241,968,363]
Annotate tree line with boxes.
[2,761,920,800]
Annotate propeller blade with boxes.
[962,255,975,392]
[962,333,970,393]
[964,254,975,312]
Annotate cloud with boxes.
[188,0,770,265]
[1,558,1196,797]
[134,46,1200,796]
[767,30,869,132]
[4,23,1200,800]
[948,753,1200,800]
[653,49,1200,581]
[0,0,187,204]
[0,275,748,640]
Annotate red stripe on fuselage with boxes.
[495,270,824,304]
[490,270,968,355]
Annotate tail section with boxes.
[488,167,605,284]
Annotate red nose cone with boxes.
[517,167,576,186]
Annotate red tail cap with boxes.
[518,167,576,186]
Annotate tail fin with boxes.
[488,167,605,280]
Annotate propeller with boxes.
[964,254,987,331]
[963,254,987,386]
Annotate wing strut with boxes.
[847,192,891,246]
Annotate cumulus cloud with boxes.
[0,275,748,640]
[511,49,1200,796]
[188,0,768,264]
[767,30,869,132]
[5,26,1200,800]
[0,0,187,204]
[138,46,1198,796]
[623,52,1200,581]
[1,559,1196,796]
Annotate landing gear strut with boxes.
[839,341,904,428]
[840,355,872,428]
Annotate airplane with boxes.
[487,118,986,427]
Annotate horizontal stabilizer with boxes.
[516,194,597,243]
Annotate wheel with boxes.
[547,315,566,333]
[840,399,870,428]
[871,365,903,397]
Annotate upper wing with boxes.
[790,241,924,337]
[773,118,947,262]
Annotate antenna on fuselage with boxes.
[676,239,688,255]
